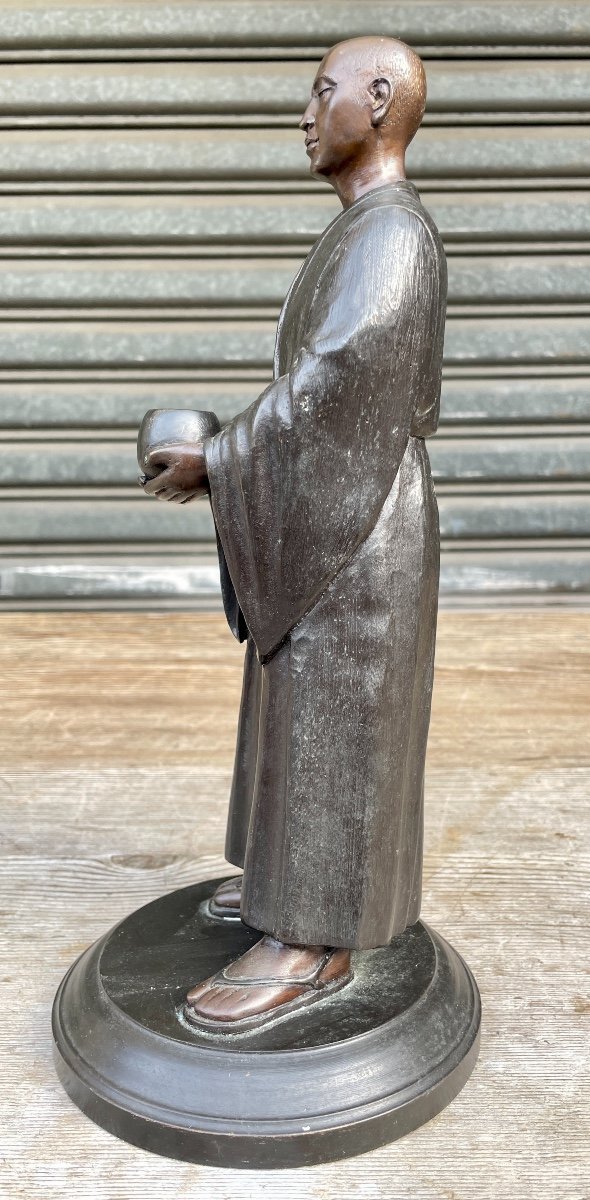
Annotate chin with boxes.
[310,156,331,179]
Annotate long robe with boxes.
[203,180,447,950]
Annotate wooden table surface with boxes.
[1,612,588,1199]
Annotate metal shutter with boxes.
[1,0,589,608]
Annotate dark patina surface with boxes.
[53,877,480,1168]
[53,34,480,1162]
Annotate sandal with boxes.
[206,876,242,921]
[183,944,353,1032]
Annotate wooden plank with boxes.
[2,377,590,429]
[0,612,588,1197]
[0,493,588,542]
[0,2,588,51]
[3,435,589,486]
[0,127,586,183]
[1,608,588,769]
[2,254,590,308]
[0,192,588,247]
[0,60,588,117]
[0,317,588,369]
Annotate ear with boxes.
[369,77,393,126]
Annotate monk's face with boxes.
[299,46,377,180]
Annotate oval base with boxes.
[52,877,481,1169]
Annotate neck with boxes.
[330,150,406,210]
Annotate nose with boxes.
[298,100,315,132]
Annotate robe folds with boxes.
[204,180,447,950]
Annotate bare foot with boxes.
[209,876,242,917]
[184,936,352,1029]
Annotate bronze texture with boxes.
[138,38,446,1002]
[53,37,480,1163]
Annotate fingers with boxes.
[178,490,203,504]
[170,488,205,504]
[138,468,206,504]
[141,469,171,495]
[138,475,200,504]
[152,486,184,502]
[144,444,178,470]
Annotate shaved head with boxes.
[323,36,426,151]
[299,36,427,204]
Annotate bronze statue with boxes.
[53,38,479,1167]
[140,35,445,1029]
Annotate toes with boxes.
[185,982,245,1020]
[214,890,241,909]
[186,978,216,1005]
[204,987,247,1016]
[186,980,308,1022]
[210,877,242,912]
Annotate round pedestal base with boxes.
[52,877,480,1169]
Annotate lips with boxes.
[305,138,319,155]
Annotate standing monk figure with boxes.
[141,36,446,1028]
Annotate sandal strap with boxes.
[219,950,333,989]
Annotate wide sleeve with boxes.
[204,205,441,662]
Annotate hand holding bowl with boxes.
[137,408,220,503]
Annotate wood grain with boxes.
[0,611,588,1199]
